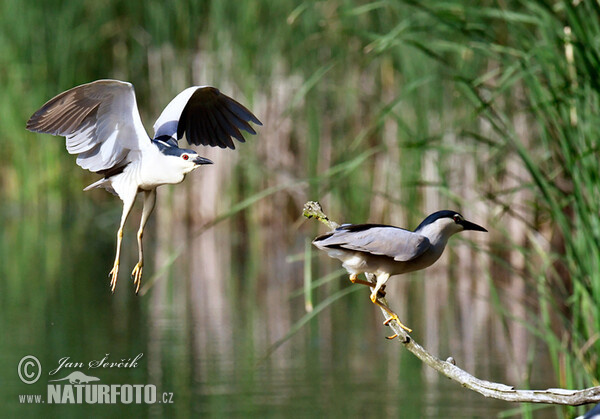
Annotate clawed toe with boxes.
[383,315,412,333]
[131,263,143,295]
[109,265,119,294]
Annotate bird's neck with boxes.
[417,224,452,249]
[137,143,188,187]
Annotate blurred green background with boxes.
[1,0,600,417]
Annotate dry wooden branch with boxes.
[303,201,600,406]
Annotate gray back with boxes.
[313,224,430,262]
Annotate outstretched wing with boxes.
[153,86,262,149]
[26,79,150,173]
[313,224,431,262]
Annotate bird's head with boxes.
[155,139,213,175]
[169,148,213,175]
[415,210,487,242]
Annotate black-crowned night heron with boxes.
[26,79,261,294]
[313,210,487,333]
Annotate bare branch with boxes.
[304,201,600,406]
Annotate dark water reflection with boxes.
[2,200,561,418]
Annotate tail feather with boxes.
[83,178,117,196]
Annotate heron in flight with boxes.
[313,210,487,333]
[27,79,261,293]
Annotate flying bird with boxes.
[313,210,487,334]
[27,79,261,293]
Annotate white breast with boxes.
[138,147,187,189]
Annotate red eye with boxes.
[182,154,189,160]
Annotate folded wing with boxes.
[26,79,149,173]
[313,224,431,262]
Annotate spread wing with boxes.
[313,224,431,262]
[152,86,262,149]
[26,79,150,173]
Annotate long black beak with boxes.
[193,156,213,165]
[461,220,487,232]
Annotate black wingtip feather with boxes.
[208,110,235,149]
[176,88,261,149]
[313,232,334,243]
[223,95,262,126]
[221,104,256,134]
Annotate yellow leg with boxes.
[349,273,375,287]
[368,272,392,306]
[109,192,136,294]
[370,295,412,333]
[131,190,156,295]
[109,229,123,293]
[368,273,412,335]
[349,274,386,297]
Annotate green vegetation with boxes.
[397,0,600,398]
[2,1,600,417]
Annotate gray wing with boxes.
[313,224,431,262]
[26,80,150,172]
[152,86,262,149]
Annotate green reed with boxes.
[363,1,600,416]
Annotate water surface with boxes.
[1,205,560,418]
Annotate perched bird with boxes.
[26,79,261,293]
[313,210,487,333]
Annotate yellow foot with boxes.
[383,313,412,333]
[109,264,119,294]
[131,263,143,295]
[369,286,412,334]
